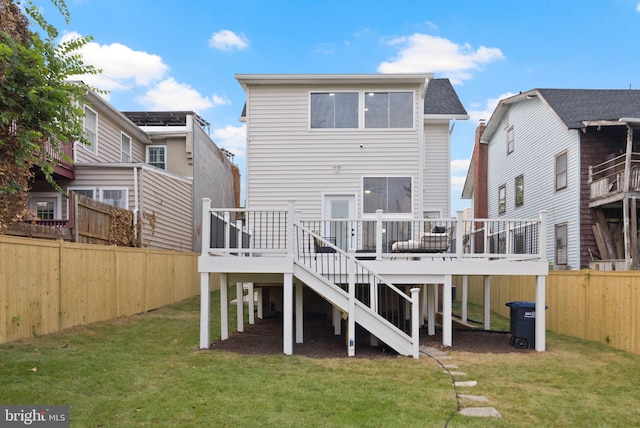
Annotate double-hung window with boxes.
[515,175,524,207]
[365,92,413,128]
[121,133,132,163]
[555,151,567,191]
[506,126,514,154]
[82,105,98,154]
[498,184,506,215]
[147,145,166,170]
[310,92,358,128]
[100,188,128,209]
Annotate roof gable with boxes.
[424,78,468,116]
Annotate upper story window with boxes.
[147,145,166,170]
[82,105,98,154]
[100,188,128,209]
[365,92,413,128]
[363,177,412,214]
[555,151,567,191]
[515,174,524,207]
[498,184,506,215]
[506,126,514,154]
[121,132,132,163]
[310,92,358,128]
[310,91,414,129]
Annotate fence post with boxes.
[201,198,211,255]
[376,209,383,260]
[411,287,420,359]
[539,210,548,262]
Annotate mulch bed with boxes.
[209,314,526,358]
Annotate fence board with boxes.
[0,236,199,344]
[455,271,640,355]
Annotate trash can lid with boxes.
[506,301,536,309]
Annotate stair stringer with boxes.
[293,262,414,356]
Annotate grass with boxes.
[1,288,639,427]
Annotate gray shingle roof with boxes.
[424,78,468,115]
[538,89,640,128]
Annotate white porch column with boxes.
[411,287,421,358]
[295,282,304,344]
[236,282,244,333]
[332,306,341,335]
[220,273,229,340]
[483,276,491,330]
[461,275,469,323]
[199,272,210,349]
[442,276,452,347]
[535,275,546,352]
[427,284,436,336]
[283,273,294,355]
[246,283,255,325]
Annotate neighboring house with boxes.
[27,89,238,251]
[462,89,640,270]
[236,73,469,248]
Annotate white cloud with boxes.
[451,175,467,192]
[451,159,470,173]
[637,2,640,12]
[60,31,168,91]
[468,92,517,123]
[377,33,505,84]
[212,125,246,158]
[212,94,231,106]
[140,78,214,111]
[208,30,249,51]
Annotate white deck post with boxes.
[442,275,452,347]
[375,209,383,260]
[427,284,436,336]
[199,272,210,349]
[287,199,296,257]
[347,257,356,356]
[283,273,293,355]
[295,282,303,344]
[201,198,211,256]
[535,275,546,352]
[220,273,229,340]
[246,283,255,324]
[332,306,341,335]
[256,287,263,319]
[539,210,548,260]
[236,282,244,333]
[456,210,464,259]
[461,275,468,323]
[483,276,491,330]
[411,287,420,358]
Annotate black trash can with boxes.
[506,301,545,349]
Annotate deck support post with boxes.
[442,275,452,347]
[535,275,546,352]
[246,283,255,325]
[461,275,469,323]
[420,284,427,326]
[295,282,303,344]
[236,282,244,333]
[256,287,263,319]
[220,273,229,340]
[483,276,491,330]
[283,273,293,355]
[427,284,436,336]
[199,272,210,349]
[347,257,356,356]
[411,287,420,358]
[332,306,341,335]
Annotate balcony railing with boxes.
[589,152,640,200]
[201,199,547,262]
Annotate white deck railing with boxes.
[201,199,547,262]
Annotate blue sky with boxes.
[29,0,640,213]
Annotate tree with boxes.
[0,0,100,232]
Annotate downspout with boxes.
[133,165,139,245]
[418,81,426,224]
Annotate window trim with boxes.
[515,174,524,207]
[99,187,129,210]
[362,176,413,217]
[81,104,98,154]
[146,145,167,170]
[28,192,62,220]
[121,132,132,163]
[555,150,568,191]
[506,126,514,154]
[498,184,506,215]
[309,90,415,131]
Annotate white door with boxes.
[323,195,355,251]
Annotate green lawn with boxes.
[1,288,639,427]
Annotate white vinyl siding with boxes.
[423,122,450,218]
[245,83,423,220]
[486,97,581,268]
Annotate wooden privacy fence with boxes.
[0,235,199,344]
[455,271,640,355]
